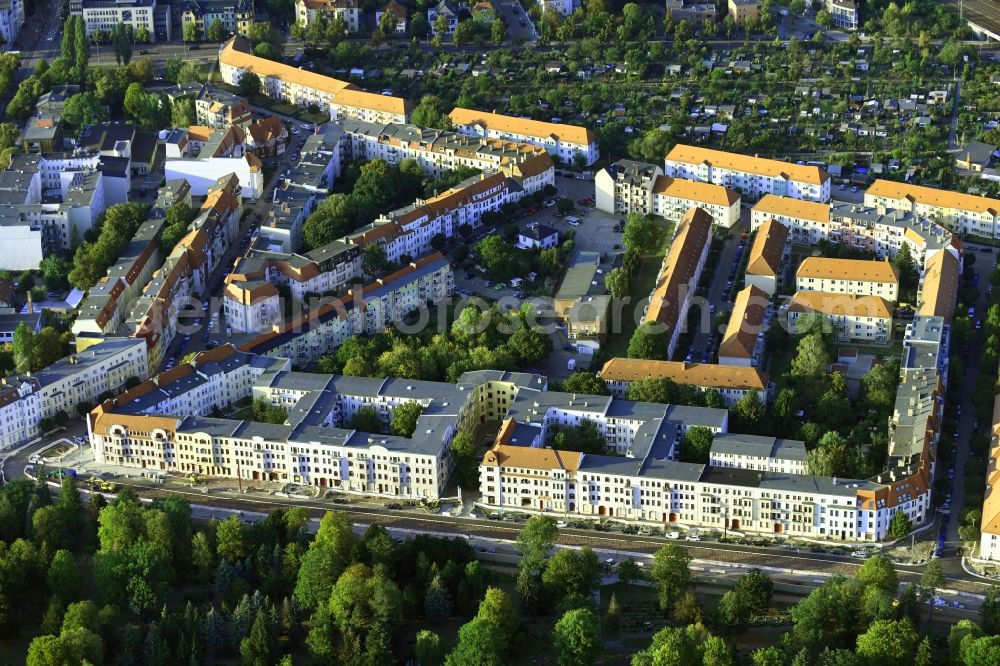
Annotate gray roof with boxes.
[710,433,807,461]
[8,337,142,388]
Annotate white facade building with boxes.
[665,144,831,203]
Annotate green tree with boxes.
[362,243,388,276]
[605,592,621,637]
[552,608,601,666]
[12,321,36,373]
[183,21,199,42]
[733,391,764,432]
[207,18,226,41]
[415,629,444,666]
[855,619,918,666]
[542,548,601,599]
[650,544,691,612]
[47,549,82,600]
[752,646,787,666]
[622,213,659,252]
[889,511,912,540]
[302,193,357,250]
[981,586,1000,635]
[560,372,608,395]
[515,516,557,574]
[409,95,451,129]
[215,516,248,562]
[491,18,507,44]
[734,569,772,614]
[790,333,830,377]
[475,587,518,643]
[424,574,453,622]
[476,234,517,279]
[681,426,713,464]
[61,92,108,131]
[806,431,852,477]
[628,323,667,360]
[390,401,423,437]
[351,406,381,433]
[856,555,897,595]
[605,266,629,297]
[240,610,274,666]
[716,588,751,635]
[135,26,150,43]
[238,71,262,98]
[444,618,504,666]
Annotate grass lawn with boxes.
[597,221,673,362]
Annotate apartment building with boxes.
[449,107,599,166]
[538,0,576,16]
[239,253,453,367]
[710,433,805,474]
[719,285,769,367]
[179,0,254,39]
[663,0,716,25]
[786,292,893,344]
[330,88,410,125]
[340,119,555,193]
[0,0,24,52]
[827,0,859,30]
[225,239,362,335]
[750,194,831,243]
[245,116,289,158]
[980,396,1000,561]
[796,257,900,301]
[751,194,958,270]
[259,125,345,252]
[917,248,959,321]
[0,154,108,270]
[665,145,831,203]
[727,0,759,22]
[553,251,611,341]
[79,0,170,42]
[3,337,147,425]
[644,207,713,358]
[90,354,554,496]
[361,172,517,264]
[865,179,1000,240]
[480,436,915,541]
[72,215,168,337]
[195,88,253,129]
[0,383,39,451]
[597,358,770,408]
[295,0,360,32]
[594,159,740,228]
[124,176,239,373]
[744,218,789,296]
[218,36,408,119]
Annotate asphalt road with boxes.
[945,242,994,557]
[158,125,315,372]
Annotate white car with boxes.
[556,520,567,528]
[685,534,701,542]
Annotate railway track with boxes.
[120,480,993,597]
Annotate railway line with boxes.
[109,476,994,598]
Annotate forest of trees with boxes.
[0,478,997,664]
